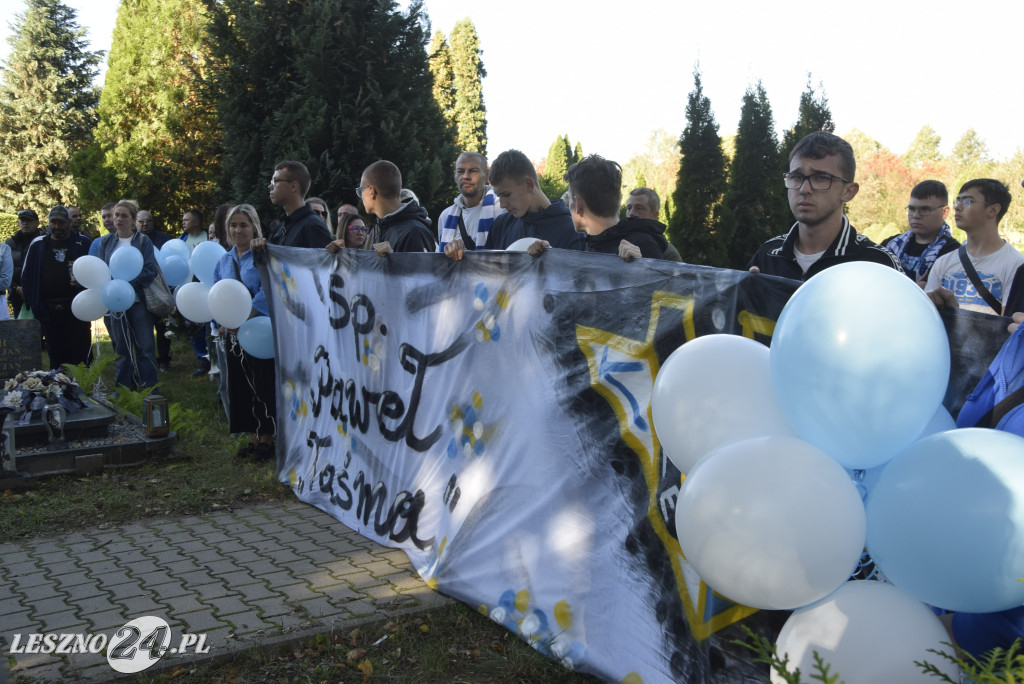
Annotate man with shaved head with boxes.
[436,151,504,253]
[358,160,435,254]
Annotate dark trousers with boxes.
[155,318,171,365]
[42,307,92,370]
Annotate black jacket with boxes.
[746,216,902,281]
[377,201,436,253]
[270,204,333,248]
[483,200,584,251]
[586,217,668,259]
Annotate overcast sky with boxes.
[2,0,1022,166]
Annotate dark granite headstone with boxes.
[0,320,42,381]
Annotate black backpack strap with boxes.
[983,385,1024,428]
[958,245,1003,314]
[457,214,476,251]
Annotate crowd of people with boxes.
[6,130,1024,657]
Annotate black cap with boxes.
[48,206,70,221]
[17,209,38,221]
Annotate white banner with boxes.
[260,246,1005,682]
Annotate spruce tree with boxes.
[781,75,834,155]
[77,0,219,227]
[668,68,728,266]
[207,0,456,220]
[449,18,486,154]
[541,134,572,199]
[0,0,102,212]
[721,82,785,270]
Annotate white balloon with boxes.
[175,281,212,323]
[675,436,865,610]
[652,334,796,474]
[207,279,253,329]
[506,238,539,252]
[71,289,108,321]
[72,255,110,290]
[773,581,958,684]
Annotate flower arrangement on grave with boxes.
[2,370,87,423]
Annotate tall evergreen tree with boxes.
[76,0,219,227]
[905,125,942,167]
[721,82,784,270]
[781,75,834,155]
[573,141,583,165]
[541,134,573,199]
[427,31,455,135]
[448,18,486,154]
[0,0,102,212]
[669,68,728,266]
[206,0,456,220]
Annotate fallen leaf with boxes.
[346,648,366,662]
[357,657,372,680]
[419,624,429,633]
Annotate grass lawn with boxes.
[2,329,596,683]
[139,604,595,683]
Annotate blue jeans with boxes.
[107,300,158,389]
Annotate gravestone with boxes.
[0,320,42,381]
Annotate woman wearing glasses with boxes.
[307,197,333,237]
[326,212,370,252]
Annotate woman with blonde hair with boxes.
[212,204,276,460]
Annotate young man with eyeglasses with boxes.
[263,160,332,249]
[925,179,1023,315]
[747,132,901,280]
[880,180,960,286]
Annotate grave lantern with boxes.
[143,395,169,438]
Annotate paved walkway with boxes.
[0,501,449,682]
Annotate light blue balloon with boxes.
[101,279,135,313]
[109,246,144,281]
[769,262,950,469]
[190,241,227,287]
[866,428,1024,613]
[160,240,190,263]
[237,316,274,359]
[161,255,191,288]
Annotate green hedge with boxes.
[0,214,17,243]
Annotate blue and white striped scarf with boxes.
[437,187,498,252]
[884,223,954,281]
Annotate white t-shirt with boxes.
[925,241,1024,314]
[114,236,133,252]
[794,247,826,274]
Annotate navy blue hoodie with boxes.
[483,199,584,251]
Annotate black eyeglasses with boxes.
[313,210,327,218]
[270,177,296,186]
[355,184,372,195]
[783,172,850,191]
